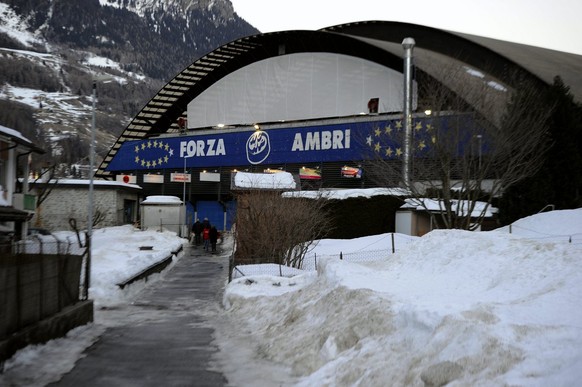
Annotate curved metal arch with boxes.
[96,30,405,178]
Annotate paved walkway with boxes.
[50,244,230,387]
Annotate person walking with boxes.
[202,223,211,251]
[192,219,202,246]
[209,226,219,253]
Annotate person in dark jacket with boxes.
[209,226,219,253]
[210,226,218,253]
[192,219,202,246]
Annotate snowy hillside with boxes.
[0,0,258,176]
[98,0,236,23]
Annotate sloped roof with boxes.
[96,21,582,179]
[0,124,45,154]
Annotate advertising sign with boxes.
[106,116,455,172]
[341,166,362,178]
[116,174,137,184]
[170,173,191,183]
[143,174,164,183]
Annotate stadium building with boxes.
[96,21,582,229]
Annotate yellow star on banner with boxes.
[375,127,381,137]
[385,125,392,135]
[374,142,381,152]
[432,135,437,144]
[133,140,175,169]
[395,121,403,129]
[396,147,403,157]
[426,124,433,131]
[418,140,426,150]
[385,147,393,157]
[415,122,422,131]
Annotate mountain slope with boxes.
[0,0,259,177]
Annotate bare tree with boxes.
[366,64,553,230]
[233,189,332,271]
[33,164,59,208]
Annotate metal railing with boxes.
[230,248,395,280]
[229,221,582,280]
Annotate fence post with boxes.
[314,253,317,270]
[509,224,512,234]
[391,233,395,254]
[340,252,343,260]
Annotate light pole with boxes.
[182,154,194,237]
[476,134,483,170]
[402,37,415,189]
[86,75,113,300]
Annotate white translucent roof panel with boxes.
[187,52,409,128]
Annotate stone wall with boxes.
[32,186,141,232]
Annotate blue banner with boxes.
[106,117,451,171]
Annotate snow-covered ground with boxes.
[1,209,581,386]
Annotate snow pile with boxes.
[221,209,582,386]
[54,225,187,307]
[1,208,581,386]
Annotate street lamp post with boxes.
[182,154,194,238]
[476,134,483,170]
[402,37,415,189]
[85,75,113,300]
[84,80,97,300]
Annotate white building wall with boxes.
[187,52,414,128]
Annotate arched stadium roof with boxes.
[96,20,582,179]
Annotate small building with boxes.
[140,195,186,237]
[396,198,497,236]
[0,124,44,241]
[30,179,142,232]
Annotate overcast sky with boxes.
[230,0,582,56]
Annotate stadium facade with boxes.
[96,21,582,227]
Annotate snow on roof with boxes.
[283,187,409,200]
[233,171,297,190]
[0,185,8,206]
[141,195,183,205]
[0,124,33,146]
[401,197,496,217]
